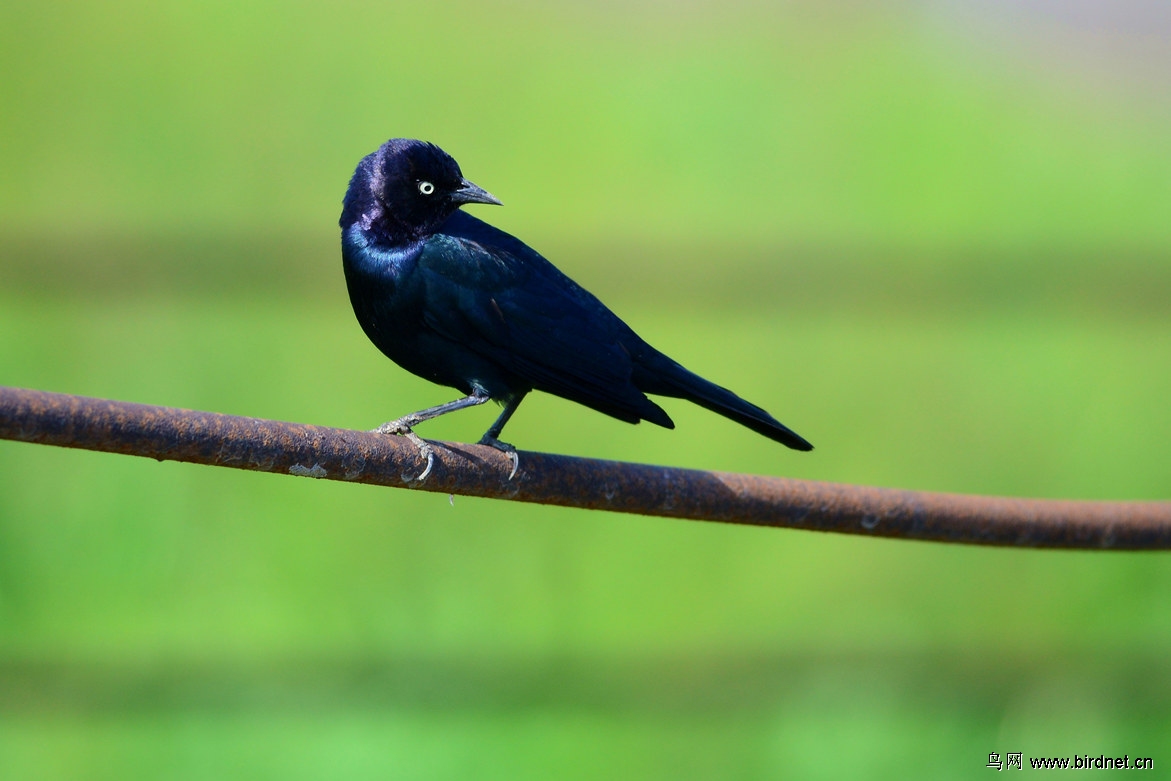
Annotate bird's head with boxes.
[341,138,501,243]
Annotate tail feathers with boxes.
[635,360,813,451]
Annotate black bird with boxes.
[340,138,812,480]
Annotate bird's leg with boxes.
[374,392,492,434]
[373,390,492,482]
[478,393,526,480]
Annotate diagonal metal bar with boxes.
[1,385,1169,549]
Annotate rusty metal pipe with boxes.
[2,385,1168,549]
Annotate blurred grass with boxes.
[2,285,1169,778]
[2,1,1169,248]
[2,0,1170,778]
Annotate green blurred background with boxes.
[2,1,1170,778]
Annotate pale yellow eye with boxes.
[418,181,435,195]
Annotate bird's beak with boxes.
[451,178,503,206]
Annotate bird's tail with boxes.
[634,357,813,451]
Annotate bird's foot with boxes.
[374,413,422,435]
[479,434,519,480]
[372,419,434,482]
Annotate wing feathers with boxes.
[416,217,672,427]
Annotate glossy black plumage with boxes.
[340,139,812,471]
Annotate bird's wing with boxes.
[413,219,671,426]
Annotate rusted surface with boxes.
[2,385,1169,549]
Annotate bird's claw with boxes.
[403,431,435,482]
[372,420,434,482]
[479,435,519,480]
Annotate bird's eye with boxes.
[418,181,435,195]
